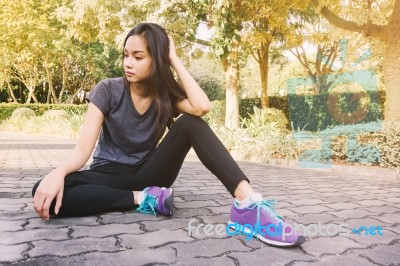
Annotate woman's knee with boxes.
[174,114,207,128]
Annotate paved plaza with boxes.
[0,131,399,265]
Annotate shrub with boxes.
[297,121,400,168]
[11,108,36,119]
[203,100,225,125]
[43,110,70,120]
[241,107,289,137]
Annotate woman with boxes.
[32,23,304,247]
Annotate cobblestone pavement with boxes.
[0,131,399,265]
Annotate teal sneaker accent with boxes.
[136,193,158,216]
[135,186,174,216]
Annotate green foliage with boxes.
[241,107,289,137]
[288,90,384,131]
[203,100,225,125]
[189,56,225,101]
[298,121,400,168]
[203,97,290,126]
[213,122,298,165]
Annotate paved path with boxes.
[0,131,399,265]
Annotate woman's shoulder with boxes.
[98,77,125,90]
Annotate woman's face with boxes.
[124,35,153,84]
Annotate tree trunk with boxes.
[259,57,269,108]
[59,62,67,103]
[47,82,51,104]
[44,63,59,104]
[25,87,38,103]
[383,40,400,123]
[6,81,17,102]
[26,88,33,103]
[224,43,240,129]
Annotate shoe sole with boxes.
[162,188,174,216]
[227,220,305,247]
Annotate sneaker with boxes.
[136,186,174,216]
[228,194,305,247]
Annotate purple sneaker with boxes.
[228,194,305,247]
[136,186,174,216]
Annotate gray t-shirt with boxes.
[86,77,164,168]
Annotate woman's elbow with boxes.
[197,102,211,116]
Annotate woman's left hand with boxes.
[168,36,178,62]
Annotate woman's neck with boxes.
[130,82,150,98]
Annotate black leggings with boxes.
[32,114,249,217]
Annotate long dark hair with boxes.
[122,23,186,130]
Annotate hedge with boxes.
[1,89,386,131]
[0,103,88,122]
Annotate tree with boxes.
[311,0,400,123]
[290,41,340,94]
[187,0,244,128]
[241,1,308,109]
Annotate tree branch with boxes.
[311,0,390,42]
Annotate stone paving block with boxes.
[326,209,374,219]
[196,213,229,224]
[373,212,400,224]
[0,219,26,231]
[206,205,231,214]
[354,243,400,265]
[386,225,400,235]
[0,228,69,245]
[344,227,399,246]
[173,256,237,266]
[322,196,355,203]
[0,198,31,205]
[171,238,251,259]
[120,228,193,249]
[25,216,100,229]
[174,199,220,209]
[321,202,362,211]
[20,247,178,266]
[71,223,143,238]
[122,229,194,249]
[180,194,227,201]
[288,205,334,215]
[300,236,366,257]
[192,189,230,195]
[290,199,327,206]
[293,213,339,226]
[362,205,400,215]
[0,204,26,211]
[213,198,233,205]
[100,212,161,224]
[0,243,29,263]
[345,190,369,195]
[383,197,400,204]
[140,217,190,232]
[275,208,300,217]
[173,207,213,218]
[292,253,377,266]
[349,194,380,200]
[29,237,120,257]
[229,244,314,265]
[356,199,390,207]
[337,217,391,233]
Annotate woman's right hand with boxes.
[33,168,65,220]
